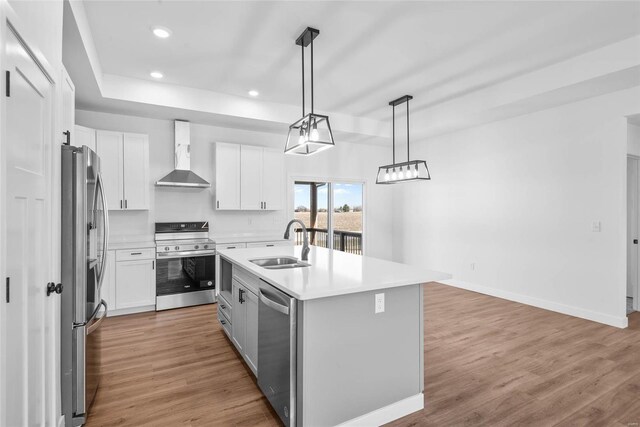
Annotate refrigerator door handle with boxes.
[87,300,107,334]
[96,172,110,288]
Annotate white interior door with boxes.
[3,27,55,426]
[628,157,639,311]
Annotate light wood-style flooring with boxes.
[86,283,640,426]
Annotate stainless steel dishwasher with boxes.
[258,280,297,427]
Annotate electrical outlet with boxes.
[375,293,385,314]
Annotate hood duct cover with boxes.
[156,120,210,188]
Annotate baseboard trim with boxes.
[107,305,155,317]
[336,393,423,427]
[441,279,628,329]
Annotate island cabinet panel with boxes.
[229,276,259,377]
[297,284,423,426]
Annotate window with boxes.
[294,181,364,255]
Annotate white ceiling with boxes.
[66,1,640,139]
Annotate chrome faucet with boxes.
[284,219,310,261]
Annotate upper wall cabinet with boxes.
[74,125,96,152]
[215,143,284,211]
[96,130,150,211]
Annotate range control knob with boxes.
[164,246,170,251]
[194,245,200,250]
[175,246,180,250]
[204,244,209,249]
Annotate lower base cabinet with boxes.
[102,248,156,316]
[226,269,259,376]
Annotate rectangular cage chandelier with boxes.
[376,95,431,184]
[285,27,335,156]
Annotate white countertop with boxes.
[218,245,451,300]
[211,234,288,244]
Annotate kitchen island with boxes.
[216,245,450,426]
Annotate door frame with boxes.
[629,155,640,312]
[288,175,367,256]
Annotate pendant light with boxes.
[376,95,431,184]
[285,27,335,156]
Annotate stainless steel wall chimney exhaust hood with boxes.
[156,120,210,188]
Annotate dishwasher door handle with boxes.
[259,290,290,315]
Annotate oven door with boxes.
[155,252,216,310]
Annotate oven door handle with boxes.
[156,250,216,258]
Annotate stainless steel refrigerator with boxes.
[61,145,109,426]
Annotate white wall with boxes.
[393,87,640,328]
[75,110,395,260]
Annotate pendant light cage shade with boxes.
[376,160,430,184]
[285,113,335,155]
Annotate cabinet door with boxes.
[61,68,75,145]
[231,280,246,352]
[74,125,96,152]
[244,289,259,375]
[262,148,284,210]
[115,259,156,309]
[123,133,149,210]
[215,143,241,210]
[101,250,116,312]
[240,145,263,210]
[96,130,124,210]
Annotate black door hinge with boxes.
[63,130,71,146]
[5,71,10,97]
[46,282,63,296]
[5,277,9,303]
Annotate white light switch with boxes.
[592,221,601,232]
[375,293,385,314]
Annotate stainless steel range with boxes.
[155,221,216,310]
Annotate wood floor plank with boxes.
[85,283,640,427]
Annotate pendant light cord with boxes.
[301,43,305,117]
[406,98,410,161]
[311,36,314,114]
[392,104,396,164]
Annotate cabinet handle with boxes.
[120,200,123,209]
[217,201,220,209]
[220,304,226,309]
[125,200,128,209]
[220,319,226,325]
[264,201,267,210]
[238,288,245,304]
[131,252,142,255]
[266,244,274,247]
[227,246,236,249]
[152,260,155,270]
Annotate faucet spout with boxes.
[284,219,310,261]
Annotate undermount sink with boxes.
[250,256,311,270]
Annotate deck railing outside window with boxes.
[294,228,362,255]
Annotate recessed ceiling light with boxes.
[248,90,259,97]
[150,71,163,79]
[152,26,172,39]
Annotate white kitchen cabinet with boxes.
[230,277,258,376]
[122,133,150,210]
[97,130,124,209]
[245,240,293,248]
[115,255,156,310]
[240,145,263,210]
[243,289,259,374]
[74,125,96,152]
[96,130,149,211]
[231,279,246,353]
[101,250,116,311]
[215,143,241,210]
[215,143,284,211]
[215,242,248,251]
[262,148,284,210]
